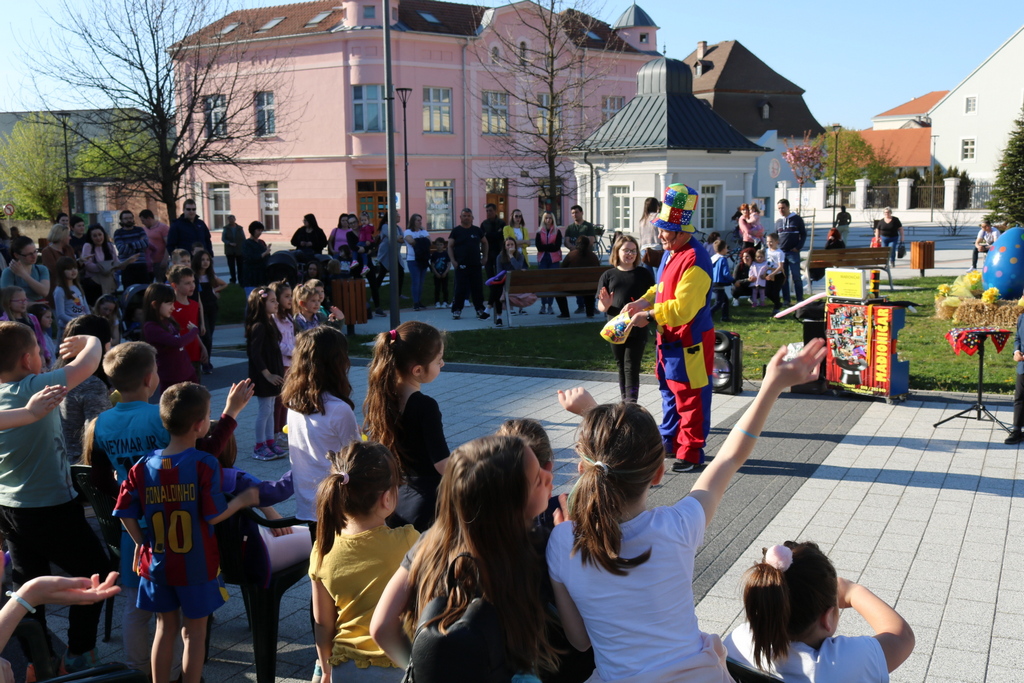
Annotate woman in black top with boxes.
[597,234,655,402]
[873,207,904,266]
[290,213,328,256]
[732,249,755,301]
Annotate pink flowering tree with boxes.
[783,132,827,210]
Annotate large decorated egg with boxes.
[982,227,1024,299]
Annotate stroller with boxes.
[266,251,300,286]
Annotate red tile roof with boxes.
[860,127,933,168]
[874,91,948,118]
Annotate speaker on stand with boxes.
[712,330,743,395]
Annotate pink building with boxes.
[185,0,659,238]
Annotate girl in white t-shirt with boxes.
[724,541,914,682]
[548,339,828,683]
[281,325,360,525]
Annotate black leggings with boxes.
[612,326,649,402]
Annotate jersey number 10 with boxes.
[151,510,194,554]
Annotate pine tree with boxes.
[989,107,1024,225]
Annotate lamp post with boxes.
[54,112,73,214]
[930,134,939,222]
[830,123,841,230]
[396,87,412,227]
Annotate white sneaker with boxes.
[435,302,442,308]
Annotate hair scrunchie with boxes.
[389,329,398,342]
[338,471,350,485]
[763,544,793,572]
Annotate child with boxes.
[748,249,772,308]
[29,303,58,366]
[169,248,191,270]
[94,294,123,346]
[53,256,89,337]
[85,342,254,676]
[142,283,199,393]
[113,382,259,683]
[190,249,226,374]
[369,435,557,679]
[709,240,734,323]
[724,541,914,680]
[497,236,537,317]
[246,287,287,461]
[429,237,451,308]
[703,232,721,258]
[281,326,360,528]
[1,286,52,368]
[765,233,786,314]
[547,339,827,682]
[0,323,110,673]
[270,280,295,440]
[57,315,112,465]
[292,282,322,333]
[308,279,345,327]
[310,441,418,682]
[168,266,207,382]
[363,321,447,532]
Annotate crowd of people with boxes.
[0,192,921,683]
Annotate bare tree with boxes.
[24,0,298,219]
[474,0,626,214]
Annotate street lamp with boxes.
[395,87,412,227]
[54,112,73,215]
[830,123,841,230]
[930,134,939,222]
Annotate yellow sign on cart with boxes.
[825,268,868,300]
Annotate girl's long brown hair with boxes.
[313,441,401,571]
[281,326,353,414]
[570,402,664,575]
[244,287,281,345]
[362,321,443,466]
[403,435,558,674]
[743,541,837,671]
[143,284,177,329]
[55,256,81,298]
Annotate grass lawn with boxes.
[348,276,1019,395]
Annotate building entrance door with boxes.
[485,178,508,221]
[356,180,389,225]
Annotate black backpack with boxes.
[404,554,512,683]
[413,237,432,268]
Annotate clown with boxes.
[624,184,715,471]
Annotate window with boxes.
[609,186,631,231]
[256,17,285,33]
[961,139,976,161]
[207,184,231,231]
[219,22,239,35]
[425,180,454,231]
[255,91,276,136]
[418,11,440,23]
[204,94,227,138]
[535,92,560,132]
[305,10,332,26]
[353,85,384,132]
[601,96,624,122]
[760,102,771,120]
[639,33,649,44]
[699,185,718,230]
[259,182,279,232]
[965,96,977,114]
[694,61,702,77]
[519,42,527,66]
[363,5,375,19]
[482,91,508,134]
[422,87,452,133]
[586,30,601,40]
[491,47,500,65]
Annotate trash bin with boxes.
[910,241,934,276]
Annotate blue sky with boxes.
[3,0,1021,130]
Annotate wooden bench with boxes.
[804,247,893,294]
[504,266,607,327]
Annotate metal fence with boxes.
[826,187,855,208]
[865,187,897,209]
[966,180,992,210]
[912,186,945,210]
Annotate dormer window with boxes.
[418,11,441,23]
[305,11,332,27]
[219,22,239,35]
[639,33,649,44]
[256,17,285,33]
[694,61,702,77]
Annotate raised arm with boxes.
[58,335,102,390]
[689,339,826,525]
[837,577,915,672]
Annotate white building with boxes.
[571,57,765,236]
[929,24,1024,182]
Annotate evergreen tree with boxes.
[989,107,1024,225]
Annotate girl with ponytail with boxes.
[310,441,417,682]
[363,321,447,532]
[724,541,914,680]
[547,339,829,682]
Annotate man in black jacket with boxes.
[167,199,213,255]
